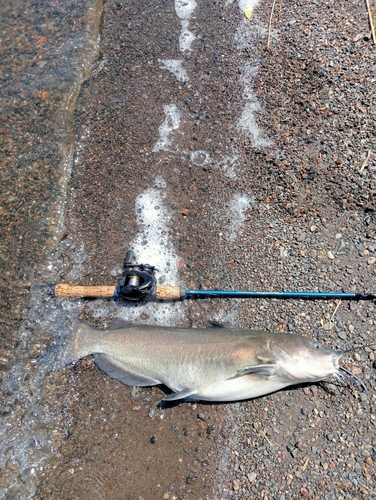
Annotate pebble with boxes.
[247,472,257,482]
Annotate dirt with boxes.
[1,0,376,498]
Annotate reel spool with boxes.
[117,250,157,301]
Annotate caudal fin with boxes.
[39,318,94,372]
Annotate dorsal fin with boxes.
[109,318,133,330]
[205,320,235,329]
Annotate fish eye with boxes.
[312,341,320,350]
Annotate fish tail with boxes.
[40,318,96,372]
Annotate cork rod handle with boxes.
[155,285,186,300]
[55,284,117,298]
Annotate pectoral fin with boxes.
[163,388,197,401]
[237,363,277,377]
[256,353,277,364]
[95,354,160,387]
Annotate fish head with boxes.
[269,335,342,383]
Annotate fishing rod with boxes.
[54,250,376,302]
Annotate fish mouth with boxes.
[333,350,344,371]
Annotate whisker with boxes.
[333,371,348,387]
[338,366,367,392]
[342,342,376,354]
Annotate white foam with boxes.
[237,102,270,148]
[114,182,187,326]
[175,0,197,20]
[154,176,167,188]
[216,154,239,179]
[229,194,255,241]
[158,59,189,83]
[238,0,260,12]
[153,104,181,152]
[179,20,196,52]
[234,20,253,50]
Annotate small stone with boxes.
[361,449,370,457]
[354,462,362,474]
[247,472,257,482]
[233,479,240,491]
[150,436,157,444]
[197,413,207,421]
[163,494,170,500]
[336,330,347,342]
[327,250,335,260]
[310,225,317,232]
[300,488,310,499]
[367,257,376,265]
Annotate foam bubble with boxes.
[190,150,210,166]
[179,20,196,52]
[153,104,181,152]
[175,0,197,20]
[229,194,255,241]
[158,59,189,83]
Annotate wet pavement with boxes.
[1,0,376,498]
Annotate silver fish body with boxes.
[62,319,343,402]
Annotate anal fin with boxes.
[163,388,197,401]
[95,354,159,387]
